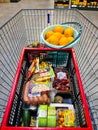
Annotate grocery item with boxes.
[57,109,65,128]
[53,69,71,92]
[26,57,39,80]
[31,61,55,82]
[54,32,62,40]
[53,78,70,92]
[45,31,54,39]
[44,25,74,46]
[47,106,56,127]
[57,71,67,80]
[27,41,40,48]
[22,109,30,126]
[23,81,31,105]
[23,80,50,105]
[64,110,75,127]
[53,26,64,34]
[38,105,48,127]
[64,27,74,37]
[54,96,63,103]
[59,37,70,46]
[47,35,59,45]
[49,89,57,103]
[30,116,36,127]
[48,106,56,116]
[28,80,51,94]
[23,60,55,105]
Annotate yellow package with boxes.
[64,110,75,127]
[32,65,55,82]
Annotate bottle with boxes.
[22,108,30,126]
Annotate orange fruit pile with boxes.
[45,26,74,46]
[57,110,65,128]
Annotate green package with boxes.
[38,118,47,127]
[47,106,56,127]
[38,105,48,127]
[48,106,56,116]
[47,116,56,127]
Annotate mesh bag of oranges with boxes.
[41,22,82,48]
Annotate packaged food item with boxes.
[22,81,31,105]
[47,106,56,127]
[53,68,71,92]
[48,106,56,116]
[57,71,67,80]
[38,105,57,127]
[54,95,63,103]
[22,108,30,126]
[30,116,36,127]
[38,105,48,127]
[64,110,75,127]
[23,80,51,105]
[26,57,39,80]
[32,65,55,82]
[34,57,39,73]
[28,80,52,94]
[57,109,75,128]
[50,103,75,128]
[49,89,57,103]
[57,109,65,128]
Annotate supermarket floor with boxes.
[0,0,98,27]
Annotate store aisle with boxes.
[0,0,98,27]
[0,0,54,26]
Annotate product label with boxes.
[28,84,41,97]
[57,72,67,79]
[39,110,47,117]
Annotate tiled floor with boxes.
[0,0,98,27]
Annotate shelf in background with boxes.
[54,1,98,10]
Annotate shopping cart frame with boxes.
[1,47,93,130]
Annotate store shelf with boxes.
[54,0,98,10]
[72,6,98,10]
[10,0,20,2]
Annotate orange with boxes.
[46,38,50,43]
[59,37,69,46]
[68,36,74,43]
[45,31,54,39]
[53,26,64,34]
[59,117,64,122]
[59,124,63,128]
[64,27,74,37]
[61,111,64,118]
[58,111,62,117]
[61,34,65,38]
[47,35,59,45]
[53,32,62,40]
[58,120,61,125]
[62,122,65,127]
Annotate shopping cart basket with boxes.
[0,9,98,130]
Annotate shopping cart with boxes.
[0,9,98,130]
